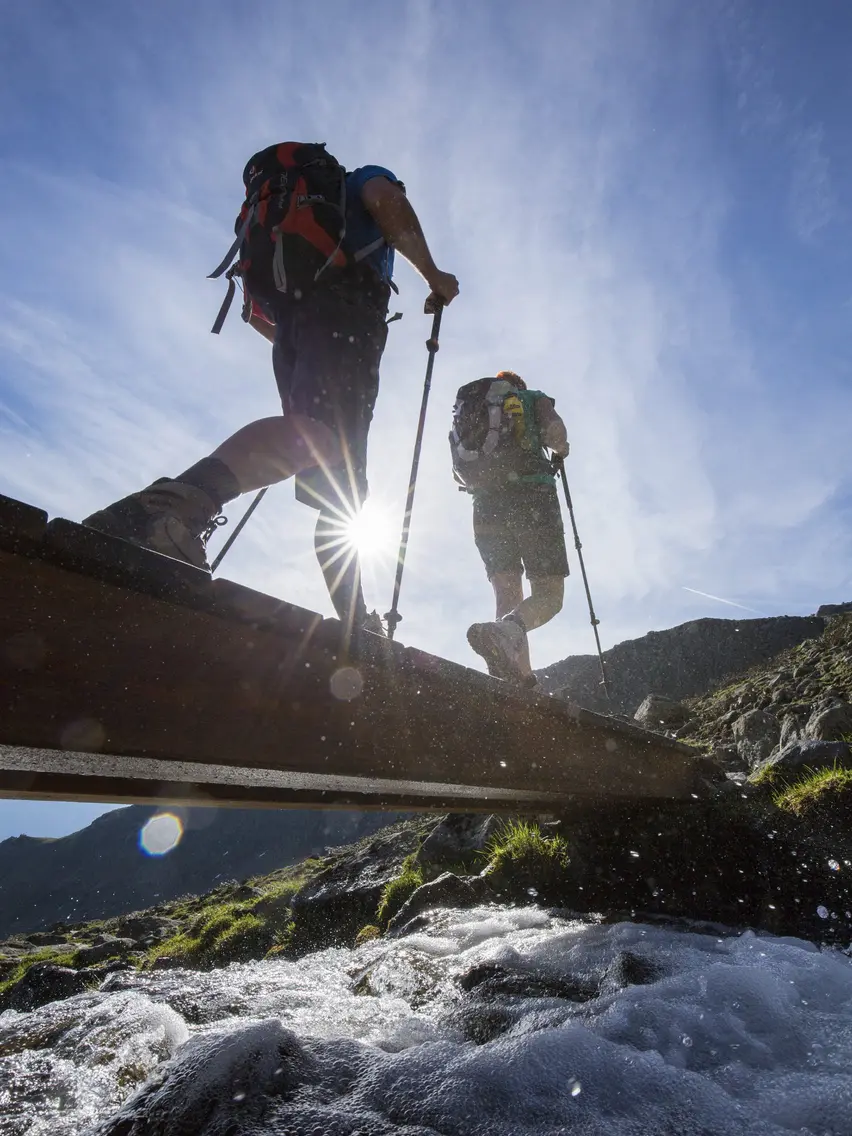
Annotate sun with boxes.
[344,499,396,559]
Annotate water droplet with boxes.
[682,1035,693,1047]
[233,1091,246,1102]
[828,859,840,871]
[570,1080,582,1097]
[629,850,640,859]
[499,760,507,768]
[527,887,538,897]
[817,905,829,919]
[330,666,363,701]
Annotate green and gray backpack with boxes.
[449,377,555,492]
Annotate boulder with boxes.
[0,963,89,1013]
[752,739,852,784]
[634,695,690,731]
[111,913,179,942]
[73,937,138,966]
[805,699,852,742]
[731,708,780,767]
[289,827,421,953]
[386,872,486,935]
[416,814,502,867]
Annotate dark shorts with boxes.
[271,287,389,515]
[472,482,570,580]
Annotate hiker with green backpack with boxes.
[82,142,458,633]
[450,371,570,683]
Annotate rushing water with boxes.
[2,905,852,1135]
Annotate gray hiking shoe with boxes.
[82,479,220,571]
[467,618,528,681]
[362,610,386,637]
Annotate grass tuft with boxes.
[376,854,424,926]
[485,819,571,875]
[773,763,852,815]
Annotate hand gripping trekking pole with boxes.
[385,305,444,641]
[553,457,612,706]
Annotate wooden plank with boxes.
[0,499,706,807]
[0,746,565,813]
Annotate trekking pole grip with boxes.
[425,305,443,354]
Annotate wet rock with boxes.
[732,708,780,767]
[74,937,138,966]
[599,950,662,994]
[150,956,185,971]
[634,695,690,731]
[92,1020,316,1136]
[458,960,597,1002]
[111,913,179,942]
[289,827,421,954]
[386,873,486,935]
[0,962,90,1013]
[806,699,852,742]
[752,739,852,784]
[23,931,70,947]
[416,813,502,867]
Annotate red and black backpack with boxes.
[208,142,383,333]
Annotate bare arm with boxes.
[360,177,459,308]
[536,397,569,457]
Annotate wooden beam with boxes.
[0,495,704,809]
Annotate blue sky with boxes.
[1,0,851,839]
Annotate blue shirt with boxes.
[345,164,401,284]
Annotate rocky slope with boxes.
[538,613,826,714]
[0,804,408,940]
[668,611,852,781]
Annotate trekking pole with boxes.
[553,458,612,706]
[385,304,444,641]
[209,487,268,573]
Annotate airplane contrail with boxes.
[682,587,767,616]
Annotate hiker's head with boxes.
[497,370,526,390]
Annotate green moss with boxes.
[0,948,80,997]
[485,820,571,876]
[773,764,852,815]
[354,924,381,946]
[376,855,424,926]
[750,762,783,788]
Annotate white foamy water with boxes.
[2,906,852,1135]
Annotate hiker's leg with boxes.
[209,415,342,494]
[491,571,531,674]
[509,574,564,631]
[282,291,388,624]
[314,507,367,630]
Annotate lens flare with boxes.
[139,812,184,856]
[343,499,395,559]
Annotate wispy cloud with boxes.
[1,0,850,687]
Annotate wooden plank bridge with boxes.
[0,493,706,814]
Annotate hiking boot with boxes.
[466,618,528,680]
[82,479,219,571]
[362,610,386,637]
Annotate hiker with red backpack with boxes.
[450,371,570,683]
[83,142,458,632]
